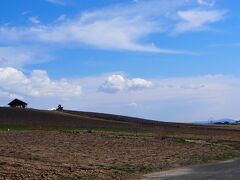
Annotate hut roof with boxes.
[8,99,28,106]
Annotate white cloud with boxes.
[173,9,226,34]
[44,74,240,122]
[99,75,126,93]
[21,11,31,16]
[127,78,153,90]
[127,102,138,108]
[46,0,65,5]
[29,16,40,24]
[99,74,153,93]
[209,42,240,48]
[0,47,35,67]
[57,14,67,22]
[197,0,215,6]
[0,67,81,98]
[1,71,240,122]
[85,74,240,122]
[0,46,51,68]
[133,0,139,3]
[0,0,222,54]
[0,16,180,54]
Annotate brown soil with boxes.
[0,108,240,179]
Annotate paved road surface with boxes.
[143,159,240,180]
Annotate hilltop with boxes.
[0,107,240,179]
[0,107,239,131]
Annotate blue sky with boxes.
[0,0,240,122]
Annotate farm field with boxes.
[0,108,240,179]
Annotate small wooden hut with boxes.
[8,99,28,108]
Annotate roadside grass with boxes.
[95,133,151,140]
[209,139,240,149]
[207,140,240,161]
[188,139,240,165]
[31,155,41,161]
[228,123,240,126]
[59,176,80,180]
[58,128,156,141]
[58,127,132,133]
[111,163,153,174]
[0,124,30,131]
[154,134,240,165]
[58,127,154,136]
[192,148,240,165]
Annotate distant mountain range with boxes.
[195,118,240,125]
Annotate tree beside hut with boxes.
[57,104,63,111]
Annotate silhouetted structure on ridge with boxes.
[57,104,63,111]
[8,99,28,108]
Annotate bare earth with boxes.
[0,108,240,179]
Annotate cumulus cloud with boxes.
[99,74,153,93]
[1,71,240,122]
[126,78,153,90]
[173,9,226,34]
[0,67,81,98]
[53,74,240,122]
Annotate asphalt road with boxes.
[143,159,240,180]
